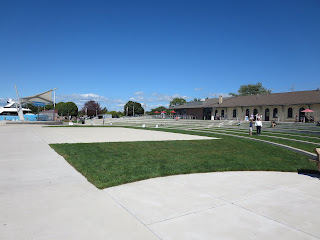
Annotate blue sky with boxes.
[1,0,319,111]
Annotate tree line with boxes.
[25,83,270,117]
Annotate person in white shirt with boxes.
[255,118,263,135]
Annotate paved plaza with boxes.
[0,125,319,239]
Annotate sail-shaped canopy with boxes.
[20,88,56,105]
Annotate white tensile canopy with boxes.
[15,86,57,121]
[20,88,56,104]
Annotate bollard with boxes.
[142,124,145,128]
[155,124,158,128]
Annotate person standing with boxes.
[249,120,253,136]
[255,118,263,135]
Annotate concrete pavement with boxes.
[0,125,159,240]
[1,125,319,239]
[30,125,216,144]
[106,172,320,239]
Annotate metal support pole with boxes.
[53,90,56,121]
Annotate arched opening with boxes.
[233,109,237,118]
[246,109,250,117]
[265,108,269,121]
[287,108,293,118]
[253,109,258,120]
[273,108,278,118]
[221,110,225,118]
[299,108,305,122]
[204,108,212,120]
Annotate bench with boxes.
[309,148,320,171]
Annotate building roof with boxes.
[171,98,221,109]
[171,90,320,110]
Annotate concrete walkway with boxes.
[1,125,320,239]
[0,125,159,240]
[106,172,320,240]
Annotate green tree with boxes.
[55,102,78,117]
[101,107,108,114]
[229,82,271,96]
[62,102,78,117]
[42,104,54,111]
[55,102,65,116]
[108,111,123,118]
[24,103,38,114]
[169,97,186,107]
[123,101,144,116]
[193,98,201,102]
[81,100,102,116]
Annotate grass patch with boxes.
[50,128,317,189]
[194,128,319,153]
[198,128,320,153]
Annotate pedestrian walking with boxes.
[255,118,263,135]
[249,120,253,136]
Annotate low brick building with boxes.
[171,90,320,122]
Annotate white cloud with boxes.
[194,88,203,91]
[51,91,194,112]
[151,93,172,102]
[133,91,144,95]
[57,93,108,103]
[129,96,145,102]
[56,93,126,111]
[147,103,169,109]
[151,93,192,102]
[207,92,230,98]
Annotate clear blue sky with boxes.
[1,0,319,111]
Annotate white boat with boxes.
[0,99,32,116]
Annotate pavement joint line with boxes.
[102,190,163,240]
[145,174,320,238]
[283,183,320,201]
[169,177,230,203]
[29,126,49,145]
[231,187,297,204]
[170,173,289,206]
[233,203,320,240]
[146,204,228,226]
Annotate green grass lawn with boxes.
[197,128,320,153]
[50,128,317,189]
